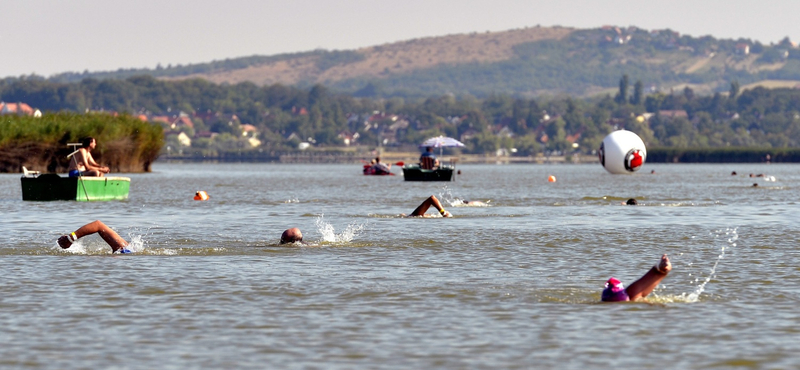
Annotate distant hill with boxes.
[50,26,800,98]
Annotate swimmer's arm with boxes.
[625,255,671,300]
[58,220,128,252]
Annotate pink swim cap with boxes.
[601,277,630,302]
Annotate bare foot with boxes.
[656,254,672,274]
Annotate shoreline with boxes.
[157,152,597,164]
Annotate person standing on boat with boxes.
[601,254,671,302]
[57,220,132,253]
[68,137,110,177]
[419,147,440,169]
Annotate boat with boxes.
[363,164,394,176]
[402,164,455,181]
[21,171,131,201]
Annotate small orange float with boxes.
[548,175,556,182]
[194,190,209,201]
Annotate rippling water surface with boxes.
[2,163,799,369]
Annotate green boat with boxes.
[402,164,455,181]
[21,173,131,201]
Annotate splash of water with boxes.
[314,215,366,243]
[678,227,738,302]
[438,185,489,207]
[126,233,146,253]
[438,185,458,206]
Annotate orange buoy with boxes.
[548,175,556,182]
[194,190,209,201]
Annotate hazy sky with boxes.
[3,0,798,78]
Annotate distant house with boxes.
[459,128,479,142]
[338,131,356,146]
[659,110,689,119]
[565,132,582,144]
[177,132,192,147]
[241,124,258,136]
[172,116,194,129]
[151,113,194,130]
[494,125,514,138]
[0,102,40,117]
[614,35,631,45]
[735,43,750,55]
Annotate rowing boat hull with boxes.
[402,165,455,181]
[21,174,131,201]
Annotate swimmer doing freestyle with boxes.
[59,221,313,251]
[405,195,452,217]
[602,254,672,302]
[58,220,132,253]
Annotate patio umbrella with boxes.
[419,136,465,156]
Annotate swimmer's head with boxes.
[601,277,630,302]
[280,228,303,244]
[626,198,637,205]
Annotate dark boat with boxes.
[402,164,455,181]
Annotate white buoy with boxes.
[598,130,647,174]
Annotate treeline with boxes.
[2,74,800,159]
[0,113,163,173]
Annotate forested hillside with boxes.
[3,25,800,160]
[3,74,799,159]
[38,26,800,98]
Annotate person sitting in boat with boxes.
[419,147,439,170]
[372,157,391,174]
[68,137,110,177]
[405,195,452,217]
[601,254,671,302]
[57,220,132,253]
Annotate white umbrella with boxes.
[419,136,465,157]
[419,136,465,149]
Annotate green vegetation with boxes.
[4,74,800,163]
[0,113,163,173]
[4,24,800,163]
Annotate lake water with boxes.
[1,162,799,369]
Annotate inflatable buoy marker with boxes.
[194,191,209,201]
[548,175,556,182]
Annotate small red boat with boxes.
[363,164,394,176]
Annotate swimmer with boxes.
[405,195,452,217]
[625,198,638,205]
[602,254,671,302]
[731,171,737,176]
[280,228,306,244]
[57,220,132,253]
[458,199,489,207]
